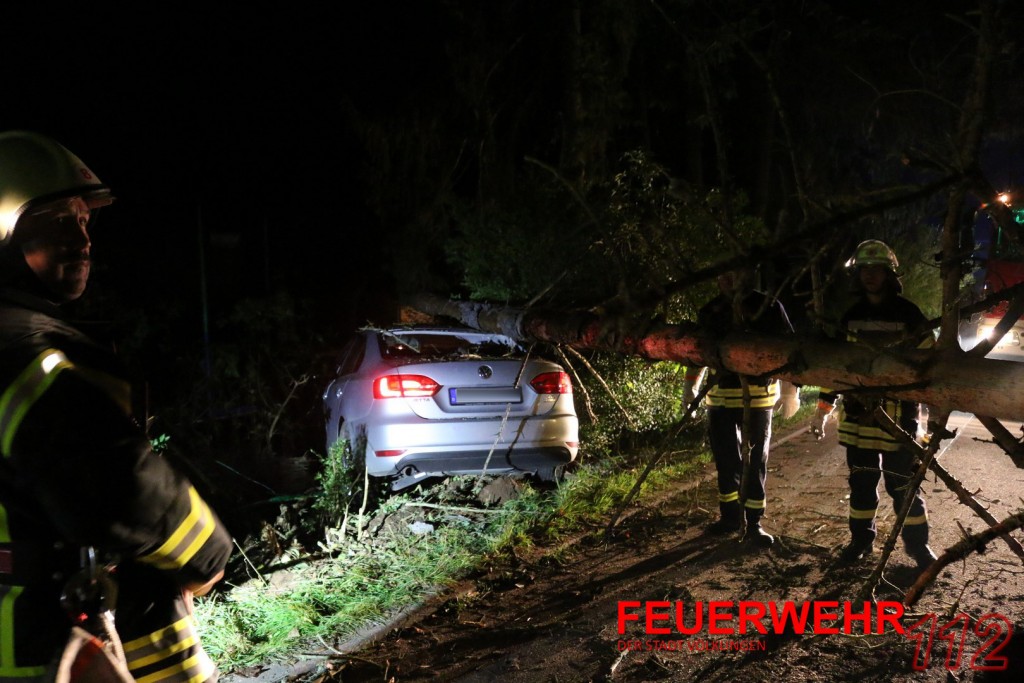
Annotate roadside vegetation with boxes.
[195,445,710,670]
[193,367,818,672]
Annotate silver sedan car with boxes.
[322,326,579,490]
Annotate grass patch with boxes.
[194,445,713,670]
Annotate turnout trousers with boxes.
[845,445,929,548]
[708,406,772,522]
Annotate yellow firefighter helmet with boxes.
[0,130,113,248]
[845,239,899,272]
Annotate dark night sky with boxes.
[1,6,435,330]
[3,2,1021,334]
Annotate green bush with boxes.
[569,352,690,458]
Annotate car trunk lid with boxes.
[382,359,557,419]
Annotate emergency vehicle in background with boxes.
[962,192,1024,360]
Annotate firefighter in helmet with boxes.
[0,131,232,681]
[813,239,936,568]
[683,266,797,548]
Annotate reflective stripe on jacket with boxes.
[0,291,231,681]
[816,293,933,446]
[836,398,914,451]
[706,373,780,409]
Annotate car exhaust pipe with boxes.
[391,467,429,491]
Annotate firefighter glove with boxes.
[775,381,800,420]
[682,368,702,417]
[811,400,833,440]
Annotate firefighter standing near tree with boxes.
[0,131,232,682]
[683,267,798,548]
[813,239,937,568]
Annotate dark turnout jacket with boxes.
[817,293,934,450]
[696,290,794,409]
[0,287,231,683]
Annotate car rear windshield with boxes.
[378,331,522,360]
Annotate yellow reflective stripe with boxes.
[0,585,45,677]
[124,617,195,668]
[706,395,778,409]
[839,433,902,451]
[718,491,739,503]
[0,349,132,458]
[707,380,779,407]
[838,421,902,451]
[0,503,9,544]
[0,350,72,457]
[0,669,48,680]
[849,506,877,520]
[851,426,895,440]
[744,499,766,510]
[123,615,193,652]
[904,514,928,526]
[137,488,215,571]
[0,584,17,672]
[133,649,216,683]
[707,385,777,398]
[127,634,199,671]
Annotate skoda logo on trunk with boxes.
[478,365,493,379]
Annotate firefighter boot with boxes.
[905,544,937,569]
[839,515,877,564]
[743,510,774,548]
[902,518,936,569]
[838,528,876,564]
[838,540,874,564]
[707,501,743,535]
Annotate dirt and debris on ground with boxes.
[232,414,1024,683]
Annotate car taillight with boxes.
[373,374,441,398]
[986,300,1010,318]
[530,371,572,394]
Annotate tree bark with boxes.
[410,293,1024,422]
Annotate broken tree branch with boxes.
[873,410,1024,565]
[974,416,1024,469]
[905,508,1024,607]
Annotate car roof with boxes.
[361,324,508,337]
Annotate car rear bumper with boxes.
[363,414,579,477]
[379,446,575,478]
[968,323,1024,360]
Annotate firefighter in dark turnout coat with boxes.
[814,239,936,568]
[683,268,797,548]
[0,131,232,683]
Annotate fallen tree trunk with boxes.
[410,293,1024,422]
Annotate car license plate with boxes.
[995,331,1020,348]
[449,387,522,405]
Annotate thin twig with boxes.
[906,509,1024,606]
[554,344,597,423]
[563,345,638,429]
[232,537,268,585]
